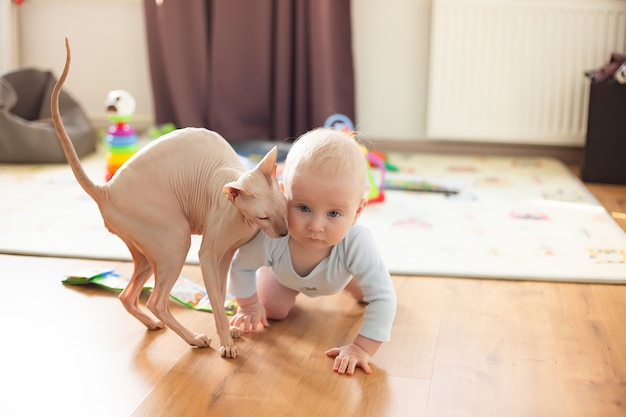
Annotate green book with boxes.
[62,269,237,315]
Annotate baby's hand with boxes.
[325,343,372,375]
[229,299,269,333]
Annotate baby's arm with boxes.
[324,225,397,375]
[227,232,271,332]
[229,293,269,332]
[325,334,382,375]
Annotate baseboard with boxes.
[366,139,584,166]
[88,120,585,167]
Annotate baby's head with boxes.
[282,128,368,203]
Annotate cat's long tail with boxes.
[51,37,104,203]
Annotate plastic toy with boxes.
[369,149,399,172]
[149,122,177,140]
[104,90,138,181]
[323,114,386,203]
[364,150,386,203]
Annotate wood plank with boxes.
[426,279,566,417]
[2,251,626,416]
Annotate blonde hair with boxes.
[283,128,367,197]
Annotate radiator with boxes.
[427,0,626,145]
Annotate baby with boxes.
[227,127,397,375]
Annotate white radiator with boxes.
[427,0,626,145]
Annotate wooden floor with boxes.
[1,173,625,417]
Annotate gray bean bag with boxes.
[0,67,97,163]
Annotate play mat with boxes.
[1,149,625,283]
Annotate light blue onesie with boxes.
[227,224,397,342]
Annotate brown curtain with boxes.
[143,0,355,142]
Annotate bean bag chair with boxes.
[0,67,97,163]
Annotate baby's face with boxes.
[284,172,366,251]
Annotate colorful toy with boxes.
[323,114,386,203]
[364,150,386,203]
[104,90,138,181]
[369,149,399,172]
[149,122,177,140]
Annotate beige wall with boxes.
[13,0,429,140]
[16,0,153,128]
[352,0,430,141]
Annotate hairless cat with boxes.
[51,38,288,358]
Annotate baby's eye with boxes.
[297,205,311,213]
[328,210,341,218]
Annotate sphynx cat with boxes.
[51,38,288,358]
